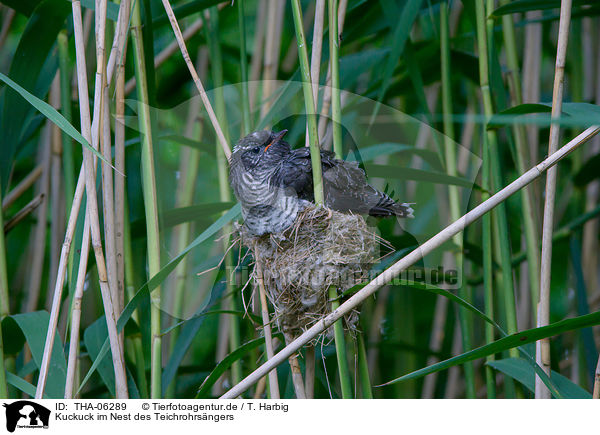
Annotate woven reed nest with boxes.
[241,205,389,341]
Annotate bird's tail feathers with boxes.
[394,202,415,218]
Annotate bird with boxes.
[229,129,414,236]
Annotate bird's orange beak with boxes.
[264,129,288,152]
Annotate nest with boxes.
[241,205,388,341]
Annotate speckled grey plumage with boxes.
[229,130,414,236]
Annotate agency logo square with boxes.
[2,401,50,432]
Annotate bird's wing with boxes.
[274,147,336,200]
[275,148,413,218]
[323,160,413,217]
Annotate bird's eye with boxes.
[251,146,260,154]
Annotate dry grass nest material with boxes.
[241,205,390,341]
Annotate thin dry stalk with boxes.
[260,0,286,119]
[221,126,600,398]
[254,246,280,399]
[305,0,325,148]
[212,312,231,396]
[522,10,542,198]
[160,0,231,158]
[24,121,50,313]
[48,78,64,310]
[249,0,267,111]
[444,321,462,398]
[284,333,306,399]
[35,164,86,397]
[106,0,131,84]
[304,345,316,398]
[101,83,119,329]
[310,0,326,104]
[64,216,90,398]
[421,284,450,398]
[253,376,267,399]
[114,3,129,322]
[582,27,600,297]
[3,194,44,234]
[89,0,128,398]
[366,286,390,381]
[536,0,573,400]
[317,0,348,142]
[2,165,43,210]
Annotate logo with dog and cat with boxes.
[2,401,50,432]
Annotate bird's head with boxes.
[231,129,290,174]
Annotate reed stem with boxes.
[476,0,519,352]
[291,0,323,204]
[328,0,342,158]
[329,286,352,398]
[132,0,162,398]
[237,0,251,135]
[440,1,475,398]
[536,0,573,399]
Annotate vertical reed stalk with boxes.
[64,216,90,398]
[325,0,352,399]
[310,0,325,107]
[57,31,75,217]
[237,0,251,135]
[84,0,129,398]
[307,0,325,151]
[249,0,267,112]
[291,0,323,204]
[329,286,352,398]
[582,32,600,299]
[260,0,285,118]
[254,246,280,399]
[114,0,130,331]
[283,333,306,399]
[24,126,50,313]
[482,128,496,399]
[101,83,119,332]
[132,0,162,398]
[476,0,519,349]
[440,1,475,398]
[499,0,541,311]
[356,334,372,398]
[123,197,149,397]
[421,291,448,398]
[304,345,315,398]
[328,0,341,158]
[536,0,573,399]
[317,0,347,142]
[48,78,64,311]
